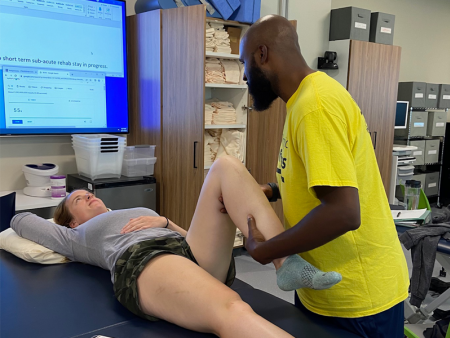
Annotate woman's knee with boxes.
[210,155,244,174]
[224,297,254,315]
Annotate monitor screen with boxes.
[395,101,409,129]
[0,0,129,135]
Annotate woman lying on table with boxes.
[11,156,341,338]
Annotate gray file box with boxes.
[369,12,395,45]
[412,174,426,191]
[438,84,450,109]
[426,83,439,108]
[409,111,428,137]
[398,82,426,108]
[409,140,425,165]
[427,111,447,136]
[425,172,439,196]
[424,139,440,164]
[329,7,371,41]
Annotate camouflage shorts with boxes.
[113,237,236,321]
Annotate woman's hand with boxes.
[120,216,167,234]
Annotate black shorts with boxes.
[113,237,236,321]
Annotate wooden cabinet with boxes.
[329,40,402,194]
[127,6,205,229]
[246,97,286,221]
[127,5,287,229]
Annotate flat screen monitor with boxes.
[0,0,129,135]
[395,101,409,129]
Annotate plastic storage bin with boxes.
[122,158,157,177]
[123,145,156,160]
[73,144,125,180]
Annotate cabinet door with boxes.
[347,40,402,194]
[162,6,206,229]
[246,97,286,221]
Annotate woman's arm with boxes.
[11,212,74,258]
[120,216,188,237]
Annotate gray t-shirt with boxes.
[11,208,183,282]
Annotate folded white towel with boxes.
[221,60,240,84]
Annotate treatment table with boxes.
[0,250,360,338]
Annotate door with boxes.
[161,6,206,229]
[347,40,402,194]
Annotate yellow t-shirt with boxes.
[277,71,409,318]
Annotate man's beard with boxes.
[247,64,278,112]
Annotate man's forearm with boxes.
[255,202,358,262]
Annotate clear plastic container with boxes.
[51,186,66,199]
[123,145,156,160]
[72,142,124,152]
[72,134,126,144]
[122,157,157,177]
[73,144,124,180]
[405,180,421,210]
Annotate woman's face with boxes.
[67,190,108,228]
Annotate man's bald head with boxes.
[241,15,301,60]
[239,15,311,111]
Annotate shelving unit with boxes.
[204,19,250,174]
[205,51,240,59]
[394,107,448,207]
[205,19,250,248]
[205,124,246,129]
[205,83,247,89]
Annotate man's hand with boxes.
[245,215,271,265]
[219,195,227,214]
[260,184,273,200]
[120,216,166,234]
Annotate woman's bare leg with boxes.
[137,254,293,338]
[186,155,286,283]
[186,156,342,292]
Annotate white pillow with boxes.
[0,228,69,264]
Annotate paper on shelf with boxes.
[391,209,427,220]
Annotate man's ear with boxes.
[259,45,268,65]
[69,220,78,229]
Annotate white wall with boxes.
[2,0,448,191]
[0,136,77,191]
[331,0,450,84]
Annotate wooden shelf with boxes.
[206,17,249,28]
[205,124,246,129]
[206,51,240,59]
[205,83,247,89]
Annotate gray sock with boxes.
[276,255,342,291]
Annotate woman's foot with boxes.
[276,255,342,291]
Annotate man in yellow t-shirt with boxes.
[239,15,409,338]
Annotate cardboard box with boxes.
[226,26,242,55]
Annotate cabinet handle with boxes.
[373,131,377,150]
[193,141,198,168]
[242,105,253,111]
[144,188,154,192]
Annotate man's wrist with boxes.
[267,183,280,202]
